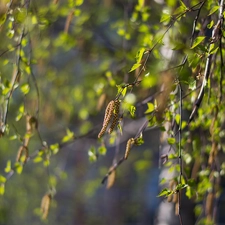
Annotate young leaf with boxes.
[145,103,155,113]
[50,143,59,155]
[88,147,97,162]
[98,146,107,155]
[129,105,136,118]
[0,175,6,183]
[157,188,172,197]
[5,160,11,173]
[208,6,219,16]
[20,83,30,95]
[191,36,205,49]
[167,137,176,145]
[129,63,141,72]
[135,48,145,63]
[62,129,74,143]
[175,114,180,125]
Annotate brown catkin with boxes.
[41,194,51,220]
[124,138,135,159]
[172,192,178,203]
[108,100,120,134]
[98,100,115,138]
[175,202,179,215]
[106,167,116,189]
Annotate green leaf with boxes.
[189,79,196,90]
[43,159,50,167]
[0,175,6,183]
[208,6,219,16]
[50,143,59,154]
[167,137,176,145]
[14,162,23,174]
[33,156,43,163]
[14,8,27,23]
[157,188,172,197]
[138,0,144,8]
[191,36,205,49]
[160,13,171,23]
[0,184,5,195]
[186,186,195,199]
[88,147,97,162]
[175,114,180,125]
[145,103,155,113]
[207,20,214,29]
[118,123,123,135]
[20,83,30,95]
[175,183,188,191]
[135,135,144,145]
[209,44,219,55]
[173,6,186,15]
[121,87,127,97]
[129,105,136,118]
[62,129,74,143]
[4,160,11,173]
[0,14,6,26]
[135,48,145,63]
[129,63,141,72]
[75,0,84,6]
[98,146,107,155]
[179,0,187,9]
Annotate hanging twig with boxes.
[189,0,224,122]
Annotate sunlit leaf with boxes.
[88,147,97,162]
[62,129,74,143]
[208,6,219,16]
[129,63,141,72]
[4,160,11,173]
[14,162,23,174]
[157,188,172,197]
[0,184,5,195]
[135,48,145,63]
[129,105,136,118]
[98,146,107,155]
[191,36,205,49]
[0,175,6,183]
[50,143,59,155]
[167,137,176,145]
[145,102,155,113]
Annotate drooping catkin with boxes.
[175,201,179,215]
[124,138,135,159]
[106,167,116,189]
[41,194,51,220]
[98,100,115,138]
[172,192,178,203]
[108,100,120,134]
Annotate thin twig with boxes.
[189,0,224,122]
[1,28,26,134]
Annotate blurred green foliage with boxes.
[0,0,225,224]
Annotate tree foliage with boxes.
[0,0,225,224]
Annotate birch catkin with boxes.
[106,167,116,189]
[98,100,115,138]
[124,138,135,159]
[41,194,51,220]
[108,100,120,134]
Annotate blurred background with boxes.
[1,0,219,224]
